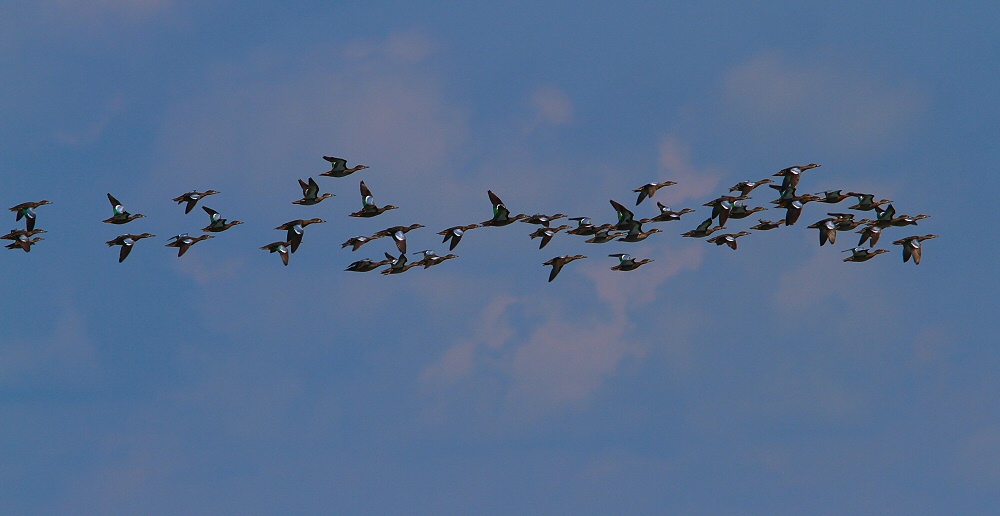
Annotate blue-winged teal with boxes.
[584,225,623,243]
[856,224,883,247]
[9,200,51,232]
[373,223,424,254]
[729,179,773,197]
[521,213,567,227]
[529,224,570,249]
[706,231,751,250]
[842,247,889,263]
[681,218,723,238]
[342,235,375,251]
[807,218,838,246]
[542,254,586,282]
[345,257,391,272]
[106,233,155,262]
[609,253,653,271]
[349,181,397,217]
[633,181,676,205]
[438,224,479,250]
[481,190,526,227]
[201,206,243,232]
[892,234,937,265]
[165,233,213,257]
[172,190,218,214]
[275,218,325,252]
[320,156,368,178]
[293,177,334,205]
[413,250,458,268]
[703,194,747,227]
[814,190,852,204]
[617,222,661,242]
[773,163,820,189]
[728,201,766,220]
[260,241,292,266]
[649,202,695,222]
[749,219,784,231]
[381,251,420,275]
[103,194,144,224]
[4,233,43,252]
[847,193,892,211]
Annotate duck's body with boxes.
[345,258,391,272]
[842,247,889,263]
[106,233,155,263]
[542,254,586,282]
[260,241,292,266]
[706,231,751,250]
[480,190,526,227]
[293,177,334,205]
[892,234,937,265]
[681,218,723,238]
[5,234,43,252]
[172,190,219,214]
[609,253,653,271]
[437,224,479,251]
[275,218,326,252]
[373,223,425,253]
[9,200,51,232]
[349,181,397,217]
[529,224,570,249]
[649,203,695,222]
[521,213,567,227]
[584,226,623,243]
[807,218,839,246]
[729,179,774,197]
[201,206,242,232]
[633,181,677,205]
[165,233,213,257]
[103,194,144,224]
[749,219,784,231]
[320,156,368,178]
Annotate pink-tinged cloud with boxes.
[531,86,574,127]
[420,295,517,389]
[655,135,722,203]
[507,307,637,408]
[723,51,925,154]
[582,243,704,311]
[0,304,99,388]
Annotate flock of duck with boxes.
[4,157,935,281]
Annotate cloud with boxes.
[0,303,99,388]
[655,135,722,204]
[722,51,925,154]
[43,0,172,25]
[530,86,574,127]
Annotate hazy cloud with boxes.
[722,51,926,153]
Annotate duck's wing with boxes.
[360,181,374,206]
[118,243,133,263]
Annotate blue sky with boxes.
[2,2,998,513]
